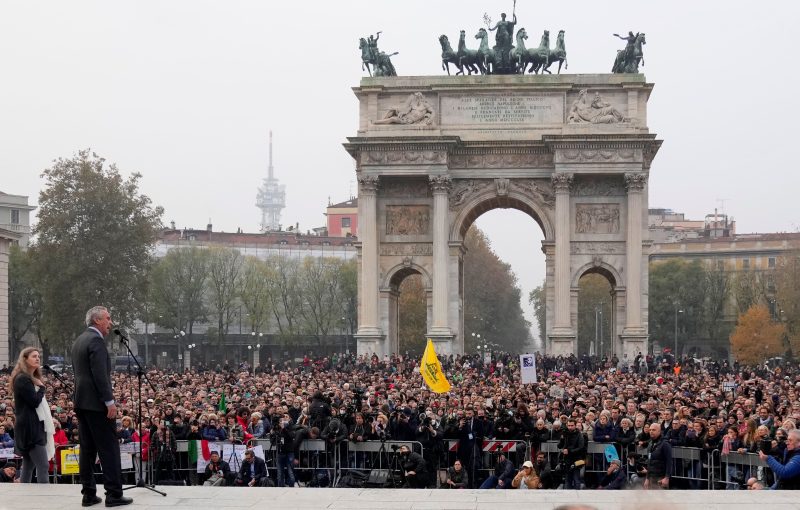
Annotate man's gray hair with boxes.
[85,306,108,327]
[788,429,800,442]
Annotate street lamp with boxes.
[186,343,197,369]
[674,308,684,359]
[247,343,261,374]
[174,330,186,370]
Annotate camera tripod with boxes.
[375,441,403,488]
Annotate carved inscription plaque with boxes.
[441,93,564,125]
[380,244,433,256]
[575,204,620,234]
[385,205,430,235]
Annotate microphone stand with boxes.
[43,366,74,394]
[116,330,166,497]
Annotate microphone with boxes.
[114,328,130,344]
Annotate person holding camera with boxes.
[759,428,800,489]
[557,418,586,489]
[202,450,231,486]
[398,445,428,488]
[370,413,391,441]
[272,413,297,487]
[308,391,332,430]
[443,459,469,489]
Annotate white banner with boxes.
[520,354,537,384]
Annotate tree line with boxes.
[529,255,800,362]
[10,150,533,358]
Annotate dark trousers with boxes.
[76,409,122,498]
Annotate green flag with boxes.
[218,390,226,413]
[188,439,198,463]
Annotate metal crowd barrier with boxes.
[717,450,772,490]
[437,439,527,488]
[669,447,710,490]
[43,439,780,490]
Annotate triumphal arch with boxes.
[344,74,661,358]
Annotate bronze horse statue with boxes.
[612,32,646,73]
[457,30,483,75]
[439,35,461,76]
[525,30,551,74]
[510,28,530,74]
[360,37,398,77]
[542,30,567,74]
[475,28,497,74]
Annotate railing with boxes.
[39,439,778,489]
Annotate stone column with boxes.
[428,176,452,339]
[624,173,647,330]
[355,176,383,352]
[551,173,573,332]
[0,238,11,368]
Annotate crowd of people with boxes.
[1,349,799,490]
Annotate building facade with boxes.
[325,198,358,237]
[0,191,36,248]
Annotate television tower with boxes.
[256,131,286,232]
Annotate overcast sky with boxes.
[2,1,799,340]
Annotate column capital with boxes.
[358,175,380,193]
[624,172,647,192]
[551,173,573,193]
[429,175,452,194]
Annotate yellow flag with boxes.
[420,339,451,393]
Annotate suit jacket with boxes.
[237,456,267,483]
[71,328,114,412]
[12,373,46,454]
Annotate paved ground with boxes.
[0,485,796,510]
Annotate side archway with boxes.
[381,262,432,356]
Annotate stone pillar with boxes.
[549,174,575,355]
[622,172,648,356]
[0,238,11,368]
[428,176,453,346]
[355,175,384,354]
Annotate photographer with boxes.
[398,444,428,488]
[415,411,442,473]
[443,459,468,489]
[557,418,586,490]
[271,413,297,487]
[348,413,369,469]
[370,413,392,442]
[390,408,416,442]
[308,391,332,430]
[202,450,231,487]
[759,428,800,489]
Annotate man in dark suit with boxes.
[235,449,268,486]
[72,306,132,507]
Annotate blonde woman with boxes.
[10,347,54,483]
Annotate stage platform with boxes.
[0,485,797,510]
